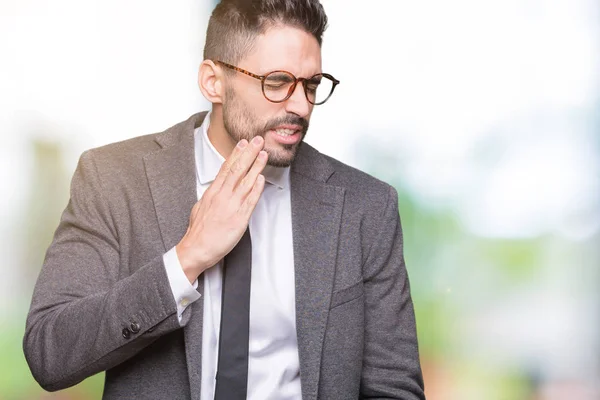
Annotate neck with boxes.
[207,106,236,160]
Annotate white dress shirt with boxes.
[162,112,301,400]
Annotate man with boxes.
[24,0,425,399]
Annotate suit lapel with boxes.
[291,144,345,400]
[143,112,207,400]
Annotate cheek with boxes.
[237,80,265,103]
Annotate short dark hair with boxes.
[204,0,328,65]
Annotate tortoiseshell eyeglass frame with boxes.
[214,60,340,105]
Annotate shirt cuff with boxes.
[163,246,202,323]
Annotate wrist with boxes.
[176,242,210,284]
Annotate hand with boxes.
[175,136,267,283]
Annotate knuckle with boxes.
[203,187,215,200]
[239,200,250,215]
[219,161,231,173]
[230,162,243,175]
[247,190,259,205]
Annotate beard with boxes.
[222,86,309,167]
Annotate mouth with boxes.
[268,125,304,145]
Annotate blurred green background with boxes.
[1,0,598,399]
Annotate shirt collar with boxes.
[194,111,289,189]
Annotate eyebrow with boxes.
[266,73,295,82]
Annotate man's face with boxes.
[222,25,322,167]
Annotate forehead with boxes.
[241,25,322,76]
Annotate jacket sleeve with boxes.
[360,186,426,399]
[23,150,184,392]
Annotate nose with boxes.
[284,80,312,118]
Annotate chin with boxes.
[265,143,300,168]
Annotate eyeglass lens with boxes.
[263,72,334,104]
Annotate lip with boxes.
[271,124,303,131]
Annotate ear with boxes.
[198,60,224,104]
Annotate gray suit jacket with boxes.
[24,112,425,399]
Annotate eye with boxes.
[264,82,287,90]
[264,73,294,90]
[305,78,321,93]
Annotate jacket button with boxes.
[122,328,131,339]
[130,322,141,333]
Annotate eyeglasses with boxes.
[215,60,340,105]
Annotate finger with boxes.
[183,201,200,236]
[211,139,247,191]
[239,174,265,218]
[190,199,201,220]
[209,139,248,194]
[223,136,264,191]
[237,150,268,197]
[190,196,205,222]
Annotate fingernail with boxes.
[252,136,262,145]
[259,151,267,160]
[238,140,248,148]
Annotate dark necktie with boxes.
[214,228,252,400]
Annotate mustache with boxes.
[263,115,309,133]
